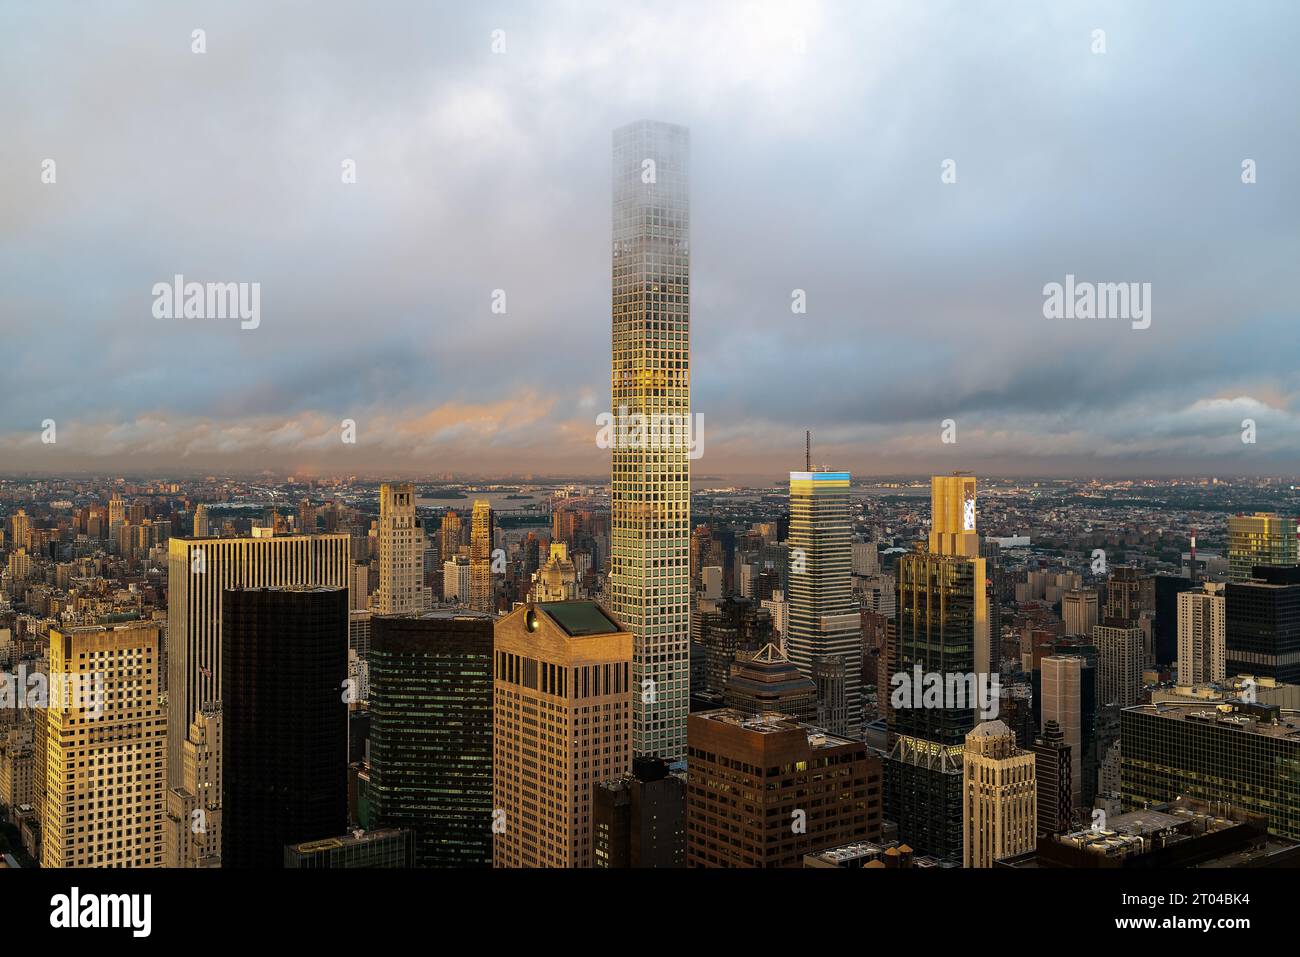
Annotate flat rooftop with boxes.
[694,708,854,748]
[1128,702,1300,741]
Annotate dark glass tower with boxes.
[1226,565,1300,683]
[883,549,978,862]
[369,612,494,866]
[221,586,348,868]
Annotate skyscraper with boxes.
[610,119,691,763]
[1177,582,1225,685]
[1033,719,1072,837]
[686,709,881,867]
[1062,589,1099,638]
[376,482,428,615]
[369,612,494,867]
[42,622,166,868]
[1226,565,1300,683]
[163,707,222,868]
[166,532,351,786]
[192,503,209,538]
[469,499,495,613]
[439,510,464,562]
[961,720,1036,868]
[929,473,990,674]
[493,601,632,867]
[885,544,979,861]
[1094,620,1144,707]
[221,586,348,868]
[1228,512,1298,582]
[786,470,862,737]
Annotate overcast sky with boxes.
[2,0,1297,481]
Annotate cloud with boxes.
[1,0,1297,478]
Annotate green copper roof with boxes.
[537,601,620,637]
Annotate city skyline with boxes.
[3,2,1298,479]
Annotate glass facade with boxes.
[610,120,691,762]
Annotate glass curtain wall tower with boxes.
[610,120,691,762]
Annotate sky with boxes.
[1,0,1298,482]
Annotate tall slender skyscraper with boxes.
[610,120,691,762]
[377,482,428,615]
[786,470,862,737]
[469,499,495,613]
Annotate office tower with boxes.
[165,531,350,786]
[1094,621,1143,707]
[469,499,495,613]
[610,119,691,763]
[443,557,471,603]
[1122,701,1300,840]
[531,542,578,602]
[369,612,494,867]
[1228,512,1298,582]
[1177,582,1225,684]
[376,482,428,614]
[9,509,30,550]
[298,498,316,534]
[350,562,370,610]
[593,756,686,868]
[692,596,775,703]
[962,720,1036,868]
[439,510,464,561]
[884,544,980,861]
[1062,589,1099,637]
[493,602,632,867]
[929,473,990,674]
[786,470,862,737]
[107,493,125,529]
[1104,566,1148,622]
[1033,719,1072,837]
[1039,656,1084,811]
[163,707,222,868]
[42,622,165,868]
[191,504,209,537]
[722,643,818,723]
[284,828,415,868]
[221,587,348,867]
[1226,566,1300,683]
[1153,574,1196,667]
[686,709,881,867]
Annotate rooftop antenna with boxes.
[805,431,811,472]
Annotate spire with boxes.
[805,430,811,472]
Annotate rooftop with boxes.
[536,601,622,637]
[694,708,853,748]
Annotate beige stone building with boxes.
[962,720,1036,868]
[493,601,631,868]
[42,621,166,868]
